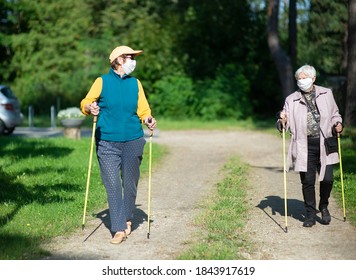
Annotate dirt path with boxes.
[42,130,356,260]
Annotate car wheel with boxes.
[0,119,5,135]
[3,127,15,135]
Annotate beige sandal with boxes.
[111,231,126,244]
[125,221,132,236]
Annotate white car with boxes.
[0,85,24,135]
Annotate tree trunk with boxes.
[345,0,356,127]
[267,0,295,99]
[289,0,297,68]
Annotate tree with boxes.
[2,0,184,112]
[267,0,295,99]
[6,0,93,112]
[172,0,282,118]
[288,0,297,68]
[345,0,356,126]
[300,0,348,75]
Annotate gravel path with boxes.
[42,129,356,260]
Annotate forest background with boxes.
[0,0,355,126]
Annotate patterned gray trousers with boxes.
[96,137,146,233]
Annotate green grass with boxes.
[177,157,253,260]
[0,136,167,259]
[156,117,276,133]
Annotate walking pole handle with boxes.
[281,118,286,130]
[147,117,154,137]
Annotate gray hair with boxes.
[294,65,316,80]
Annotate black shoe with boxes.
[320,208,331,225]
[303,216,316,227]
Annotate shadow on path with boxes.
[256,195,306,232]
[83,205,149,242]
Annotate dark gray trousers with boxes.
[96,137,145,233]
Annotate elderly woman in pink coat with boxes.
[277,65,343,227]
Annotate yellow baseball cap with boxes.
[109,46,143,63]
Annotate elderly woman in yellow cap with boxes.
[80,46,157,244]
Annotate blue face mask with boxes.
[122,58,136,75]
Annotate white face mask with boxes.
[297,77,313,92]
[122,58,136,75]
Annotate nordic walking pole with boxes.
[82,115,97,230]
[282,119,288,233]
[337,132,346,222]
[147,128,153,239]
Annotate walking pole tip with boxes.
[147,233,150,239]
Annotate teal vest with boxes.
[96,69,143,141]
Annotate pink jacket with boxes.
[281,85,342,181]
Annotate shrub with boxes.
[196,64,252,120]
[150,74,196,118]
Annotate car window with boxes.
[0,87,15,98]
